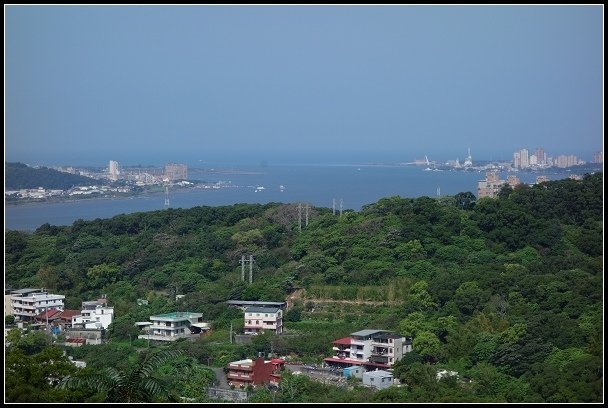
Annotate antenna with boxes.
[332,198,336,215]
[339,198,343,217]
[305,204,310,226]
[164,186,170,208]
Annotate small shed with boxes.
[362,370,393,390]
[343,365,363,379]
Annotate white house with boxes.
[243,306,283,335]
[10,289,65,321]
[138,311,208,342]
[71,298,114,329]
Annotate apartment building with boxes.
[324,329,412,370]
[226,356,285,388]
[72,298,114,329]
[243,306,283,335]
[137,311,208,342]
[477,172,505,198]
[10,289,65,321]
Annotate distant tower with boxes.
[164,186,170,208]
[339,199,343,217]
[464,147,473,167]
[305,204,310,226]
[298,203,302,232]
[332,198,336,215]
[109,160,120,181]
[437,186,441,197]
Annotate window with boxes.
[265,314,268,317]
[256,320,259,324]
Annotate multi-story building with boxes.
[243,306,283,335]
[592,151,603,164]
[534,148,546,165]
[137,312,208,342]
[226,356,285,388]
[536,175,550,184]
[506,175,521,187]
[72,298,114,329]
[109,160,120,181]
[477,172,505,198]
[164,163,188,181]
[10,289,65,321]
[324,329,412,370]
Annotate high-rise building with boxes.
[513,152,521,169]
[519,149,529,169]
[593,151,603,164]
[534,148,546,165]
[164,163,188,181]
[109,160,120,181]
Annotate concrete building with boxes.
[72,298,114,330]
[109,160,120,181]
[477,172,506,198]
[362,370,394,390]
[164,163,188,181]
[243,306,283,335]
[10,289,65,321]
[137,312,208,342]
[324,329,412,370]
[226,356,285,388]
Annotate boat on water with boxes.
[254,186,265,193]
[279,185,285,192]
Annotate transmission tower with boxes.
[297,203,302,232]
[339,198,343,217]
[164,186,170,208]
[332,198,336,215]
[305,204,310,226]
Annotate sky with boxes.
[5,5,604,167]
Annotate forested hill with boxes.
[4,172,603,403]
[5,162,100,190]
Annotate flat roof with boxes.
[229,359,253,366]
[364,370,393,378]
[150,312,202,320]
[372,333,403,339]
[244,306,281,314]
[226,300,286,307]
[10,288,45,295]
[351,329,383,337]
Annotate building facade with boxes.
[164,163,188,181]
[243,306,283,335]
[72,298,114,329]
[138,312,207,342]
[226,357,284,388]
[362,370,394,390]
[477,172,505,198]
[10,289,65,321]
[324,329,412,370]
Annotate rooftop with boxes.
[244,306,281,314]
[333,337,352,345]
[227,300,286,307]
[365,370,393,378]
[150,312,202,320]
[351,329,384,338]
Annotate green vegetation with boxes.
[4,172,603,402]
[6,162,100,190]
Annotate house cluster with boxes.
[5,288,114,346]
[323,329,413,389]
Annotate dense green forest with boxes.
[4,172,603,403]
[5,162,100,190]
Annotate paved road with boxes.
[208,366,229,389]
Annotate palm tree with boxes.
[60,349,182,402]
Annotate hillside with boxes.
[5,162,100,190]
[4,172,603,403]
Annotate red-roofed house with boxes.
[227,357,286,388]
[58,310,81,329]
[34,308,62,323]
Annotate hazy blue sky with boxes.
[5,5,603,166]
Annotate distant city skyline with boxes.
[5,5,603,168]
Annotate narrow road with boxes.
[208,366,229,389]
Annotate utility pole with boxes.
[339,198,343,217]
[230,322,233,344]
[297,203,302,232]
[332,198,336,215]
[305,204,310,226]
[249,255,254,284]
[240,255,246,281]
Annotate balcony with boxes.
[227,372,253,380]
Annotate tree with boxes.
[60,350,182,402]
[413,331,442,363]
